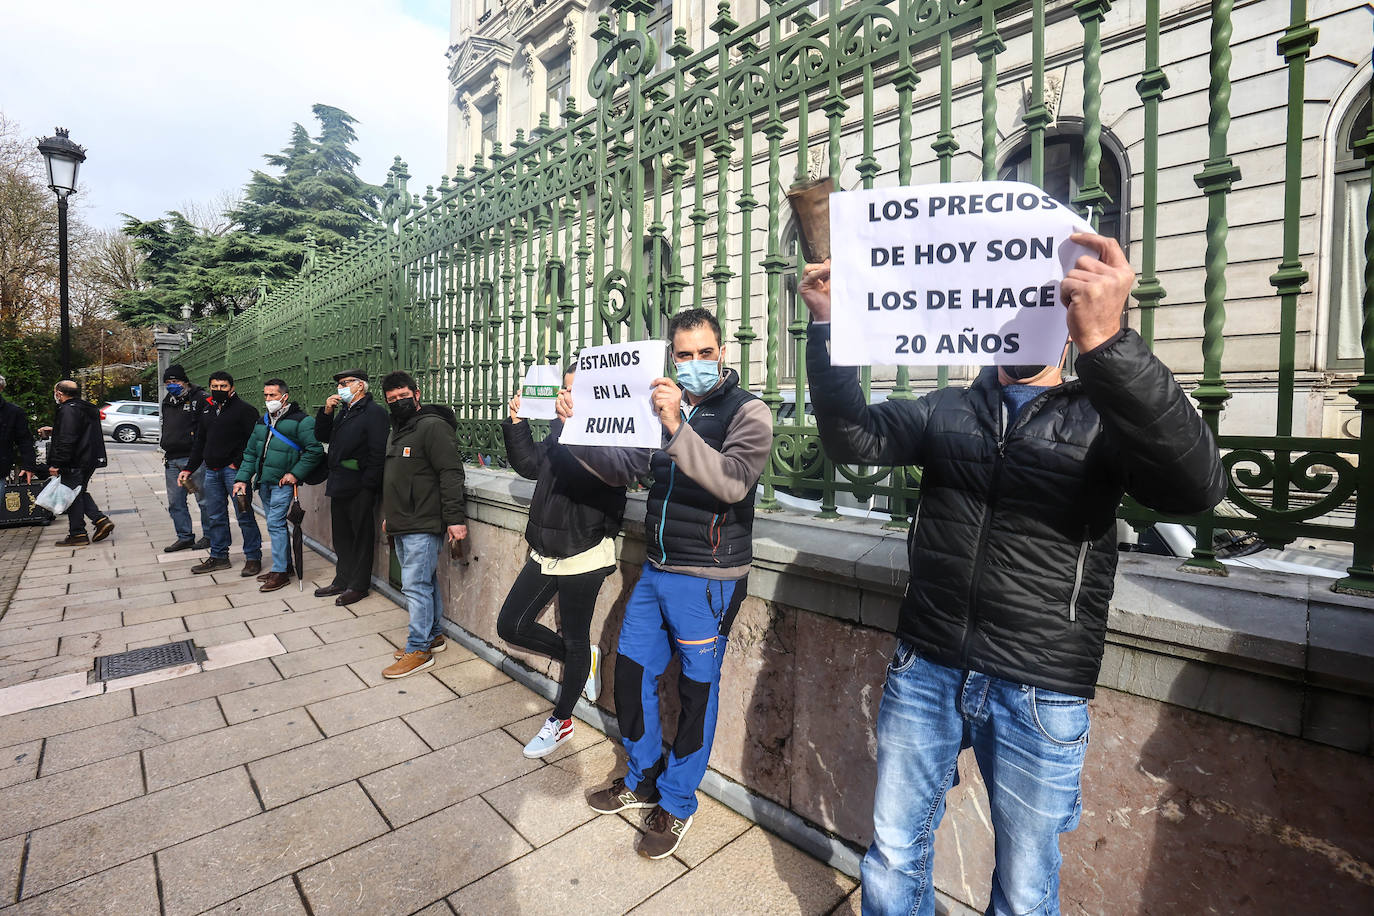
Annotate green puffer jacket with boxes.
[236,403,325,487]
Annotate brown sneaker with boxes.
[587,777,659,814]
[240,560,262,578]
[91,517,115,542]
[258,572,291,592]
[191,557,231,574]
[392,636,446,659]
[382,650,433,679]
[55,533,89,547]
[637,805,693,860]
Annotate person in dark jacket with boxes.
[159,364,211,552]
[498,365,651,758]
[583,308,773,862]
[46,380,112,547]
[0,373,38,493]
[234,378,324,592]
[798,233,1226,916]
[378,370,467,680]
[314,368,390,606]
[181,371,262,576]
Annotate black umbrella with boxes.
[286,485,306,591]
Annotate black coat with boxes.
[502,417,644,559]
[48,398,106,472]
[186,393,260,472]
[808,327,1226,697]
[0,395,37,477]
[160,384,209,460]
[315,394,389,496]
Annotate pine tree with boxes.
[115,105,381,326]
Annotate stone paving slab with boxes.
[5,855,160,916]
[403,679,549,749]
[0,738,40,790]
[200,877,310,916]
[247,718,431,809]
[0,752,144,840]
[142,709,322,791]
[307,672,456,736]
[219,666,364,724]
[133,657,282,713]
[20,767,260,897]
[449,813,685,914]
[299,796,532,916]
[157,782,389,916]
[0,833,23,904]
[40,695,225,775]
[360,729,540,826]
[0,689,130,747]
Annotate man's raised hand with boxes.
[555,388,575,421]
[1061,233,1135,354]
[798,259,833,322]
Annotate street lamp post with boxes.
[36,128,87,380]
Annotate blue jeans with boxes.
[862,645,1089,916]
[202,466,261,561]
[165,457,208,541]
[259,483,294,573]
[395,532,445,653]
[615,563,740,820]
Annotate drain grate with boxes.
[93,639,202,681]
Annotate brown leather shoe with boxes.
[314,584,346,598]
[91,517,115,542]
[258,571,291,592]
[382,650,433,679]
[240,560,262,578]
[393,636,446,659]
[192,557,231,574]
[335,588,368,606]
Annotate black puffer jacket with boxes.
[160,384,209,460]
[315,394,389,497]
[808,326,1225,697]
[0,395,37,477]
[502,417,648,559]
[48,398,106,472]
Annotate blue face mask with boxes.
[166,383,184,396]
[676,359,721,397]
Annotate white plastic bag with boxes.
[35,477,81,514]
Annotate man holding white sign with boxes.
[801,205,1225,916]
[579,308,771,861]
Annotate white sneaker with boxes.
[584,645,601,701]
[523,716,573,759]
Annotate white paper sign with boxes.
[829,181,1094,367]
[559,339,666,449]
[516,364,562,420]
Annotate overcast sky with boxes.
[2,0,451,233]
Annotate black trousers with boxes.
[329,489,377,592]
[497,558,614,720]
[62,469,103,536]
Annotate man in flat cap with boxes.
[314,369,390,605]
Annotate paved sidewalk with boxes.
[0,445,859,915]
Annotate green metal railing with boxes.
[177,0,1374,594]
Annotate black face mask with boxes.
[1003,365,1049,382]
[389,398,418,426]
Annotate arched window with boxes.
[1328,86,1372,370]
[998,130,1128,247]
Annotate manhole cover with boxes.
[93,640,202,681]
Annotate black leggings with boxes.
[496,558,613,720]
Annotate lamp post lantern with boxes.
[36,128,87,380]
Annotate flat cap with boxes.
[332,368,369,383]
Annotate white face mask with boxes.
[337,386,354,403]
[265,399,283,414]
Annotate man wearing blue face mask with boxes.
[314,369,390,605]
[159,365,211,552]
[582,307,772,861]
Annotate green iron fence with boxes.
[177,0,1374,594]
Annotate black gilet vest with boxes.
[646,371,758,571]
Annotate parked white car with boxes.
[99,401,161,443]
